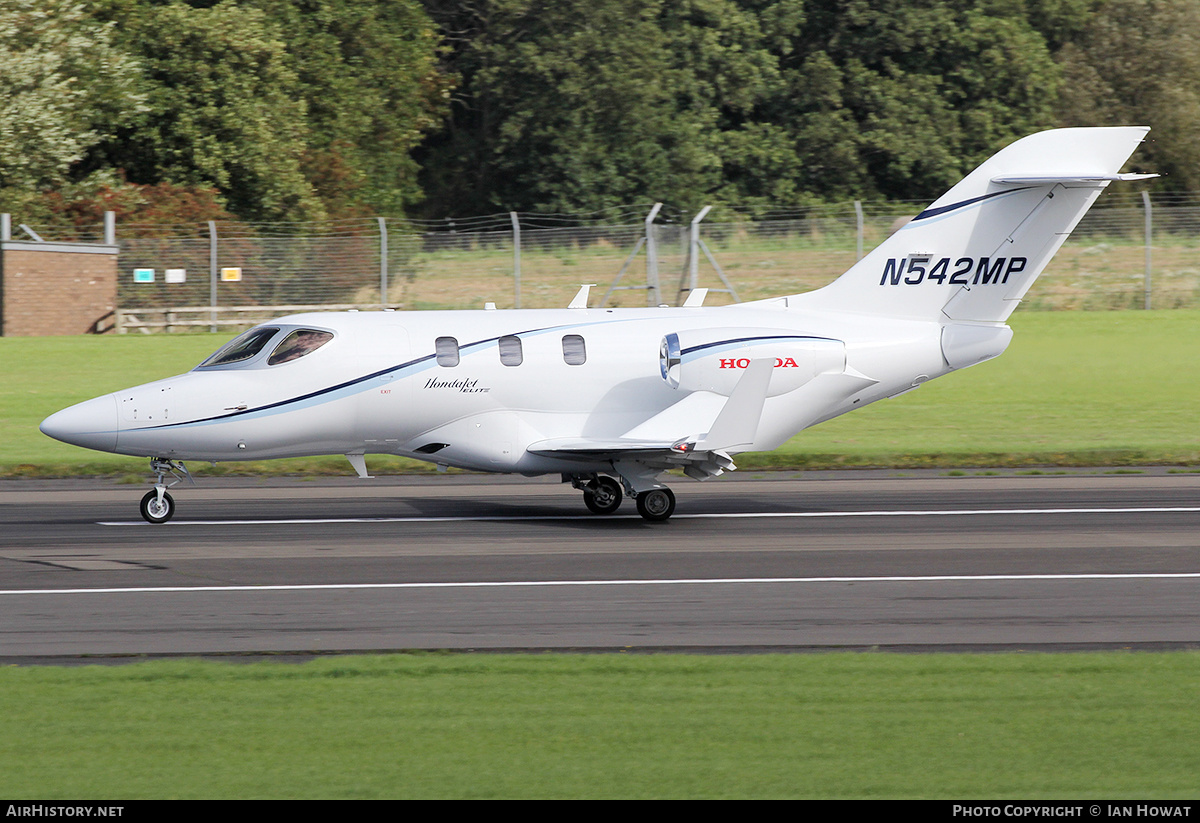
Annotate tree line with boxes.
[0,0,1194,232]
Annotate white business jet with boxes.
[41,127,1153,523]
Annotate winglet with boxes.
[695,358,773,451]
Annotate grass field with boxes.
[373,230,1200,312]
[2,652,1198,799]
[4,308,1198,476]
[770,308,1200,469]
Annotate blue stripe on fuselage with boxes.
[130,318,636,432]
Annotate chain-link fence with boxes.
[12,190,1200,330]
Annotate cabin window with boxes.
[435,336,460,367]
[498,335,523,366]
[268,329,334,365]
[199,327,280,368]
[562,334,586,365]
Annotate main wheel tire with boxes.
[140,490,175,524]
[635,487,675,522]
[583,476,623,514]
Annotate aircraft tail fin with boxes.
[792,127,1153,323]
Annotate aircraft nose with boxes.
[39,394,120,453]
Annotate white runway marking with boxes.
[3,572,1199,597]
[96,505,1200,526]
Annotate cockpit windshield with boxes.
[267,329,334,365]
[197,326,335,369]
[198,327,280,368]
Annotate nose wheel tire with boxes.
[583,476,623,514]
[635,487,675,522]
[140,490,175,524]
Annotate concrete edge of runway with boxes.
[5,641,1200,667]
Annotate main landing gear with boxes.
[634,487,676,522]
[139,457,192,524]
[570,474,676,522]
[582,475,623,514]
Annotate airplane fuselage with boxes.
[45,303,952,475]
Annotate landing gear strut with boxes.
[140,458,192,524]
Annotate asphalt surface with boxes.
[1,470,1198,660]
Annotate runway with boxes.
[1,471,1198,659]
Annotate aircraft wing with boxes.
[527,436,737,482]
[527,359,775,480]
[527,437,682,455]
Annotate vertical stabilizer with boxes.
[793,127,1153,323]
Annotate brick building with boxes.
[0,216,118,336]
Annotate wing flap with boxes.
[527,437,680,456]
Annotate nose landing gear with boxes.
[140,458,192,524]
[140,489,175,524]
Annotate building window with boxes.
[498,335,523,366]
[435,336,459,367]
[562,334,586,365]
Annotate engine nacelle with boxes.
[660,327,846,397]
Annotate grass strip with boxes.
[1,652,1197,799]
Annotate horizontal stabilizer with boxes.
[992,173,1158,184]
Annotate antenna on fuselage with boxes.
[568,284,595,308]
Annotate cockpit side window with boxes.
[199,327,280,368]
[268,329,334,365]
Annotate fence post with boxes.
[511,211,521,309]
[0,213,8,241]
[104,211,115,246]
[854,200,864,261]
[378,217,388,309]
[208,220,218,332]
[1142,191,1152,310]
[688,206,712,298]
[645,202,662,306]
